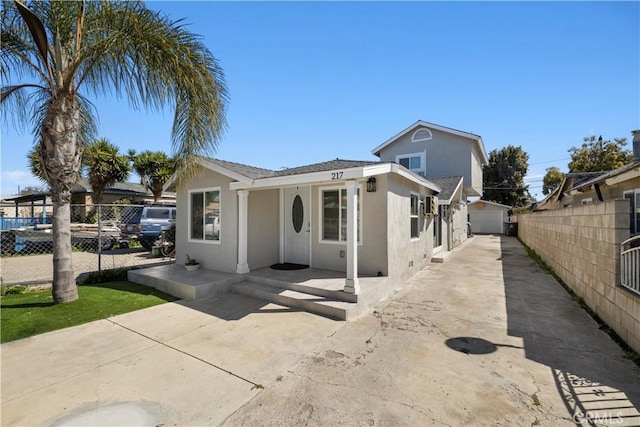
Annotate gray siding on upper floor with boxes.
[377,125,483,196]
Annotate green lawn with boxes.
[0,282,177,343]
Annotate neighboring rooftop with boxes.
[569,161,640,191]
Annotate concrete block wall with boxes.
[518,199,640,353]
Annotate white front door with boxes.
[284,186,310,265]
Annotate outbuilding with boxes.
[468,200,512,234]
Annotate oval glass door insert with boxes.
[292,195,304,233]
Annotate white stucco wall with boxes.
[176,168,239,273]
[450,202,469,248]
[386,174,435,281]
[310,177,388,276]
[247,189,280,269]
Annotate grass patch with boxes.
[519,239,640,369]
[0,281,177,343]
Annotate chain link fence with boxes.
[0,204,175,286]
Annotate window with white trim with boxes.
[412,128,432,142]
[321,187,361,242]
[190,188,221,242]
[581,198,593,205]
[410,193,420,239]
[396,152,426,176]
[624,189,640,234]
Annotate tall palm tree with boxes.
[131,150,176,201]
[1,1,227,303]
[83,138,130,204]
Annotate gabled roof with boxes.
[570,161,640,191]
[469,200,512,209]
[371,120,489,164]
[273,159,382,177]
[547,172,604,203]
[427,176,463,204]
[203,158,277,180]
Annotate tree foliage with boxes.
[82,138,130,204]
[1,1,227,303]
[130,150,176,201]
[482,145,530,207]
[568,135,632,173]
[542,166,564,196]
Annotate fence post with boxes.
[98,204,102,272]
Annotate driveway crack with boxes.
[106,319,262,389]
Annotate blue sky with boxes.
[2,1,639,199]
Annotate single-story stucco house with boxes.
[165,121,488,297]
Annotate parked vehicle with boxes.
[120,205,176,250]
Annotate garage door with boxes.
[470,211,504,234]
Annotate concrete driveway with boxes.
[2,235,639,426]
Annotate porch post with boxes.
[344,180,360,294]
[236,189,250,274]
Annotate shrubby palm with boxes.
[130,150,177,201]
[1,0,228,303]
[83,138,130,204]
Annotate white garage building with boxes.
[468,200,512,234]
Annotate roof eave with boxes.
[230,163,441,193]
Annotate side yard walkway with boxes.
[1,235,638,426]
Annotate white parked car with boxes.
[205,215,220,239]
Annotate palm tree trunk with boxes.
[42,93,83,303]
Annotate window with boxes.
[581,198,593,205]
[411,128,432,142]
[410,194,420,239]
[190,188,220,242]
[321,187,360,242]
[144,207,172,219]
[624,190,640,234]
[396,152,426,176]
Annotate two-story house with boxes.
[168,121,487,297]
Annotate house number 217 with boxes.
[331,172,343,180]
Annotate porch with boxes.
[128,264,392,321]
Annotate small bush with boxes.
[78,268,130,285]
[0,285,27,296]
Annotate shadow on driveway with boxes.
[499,236,640,425]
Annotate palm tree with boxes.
[83,138,130,204]
[1,1,227,303]
[131,150,177,201]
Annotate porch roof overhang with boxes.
[228,163,441,192]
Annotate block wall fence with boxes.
[517,199,640,353]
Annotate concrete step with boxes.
[245,274,357,303]
[128,265,243,301]
[231,281,356,321]
[431,250,452,263]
